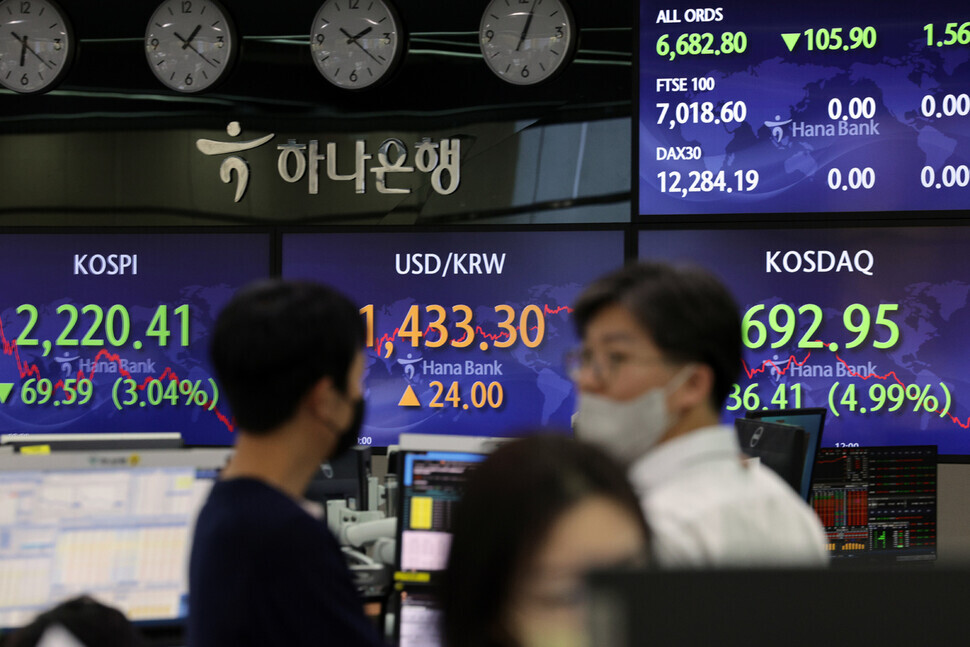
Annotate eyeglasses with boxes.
[564,348,666,383]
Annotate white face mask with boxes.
[573,366,694,464]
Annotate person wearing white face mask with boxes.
[569,261,828,568]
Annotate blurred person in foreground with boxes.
[187,280,383,647]
[441,433,650,647]
[570,261,828,567]
[0,596,146,647]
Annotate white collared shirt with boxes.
[628,425,829,567]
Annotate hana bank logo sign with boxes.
[196,122,463,202]
[196,121,275,202]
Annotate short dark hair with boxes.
[572,261,742,409]
[210,280,365,434]
[3,596,147,647]
[440,433,649,647]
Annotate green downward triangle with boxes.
[782,33,801,52]
[0,383,13,404]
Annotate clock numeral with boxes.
[20,73,28,86]
[521,65,530,78]
[185,73,193,86]
[315,33,324,45]
[19,1,30,14]
[149,38,160,50]
[555,26,564,39]
[349,69,358,82]
[181,1,192,14]
[348,0,359,8]
[484,29,494,43]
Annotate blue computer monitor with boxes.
[747,408,826,501]
[281,229,625,448]
[0,232,270,447]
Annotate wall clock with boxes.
[145,0,238,93]
[310,0,407,90]
[479,0,577,86]
[0,0,75,94]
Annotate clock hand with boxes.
[339,27,381,64]
[181,24,202,50]
[516,0,540,52]
[12,31,26,67]
[12,32,53,69]
[347,26,373,43]
[174,30,217,67]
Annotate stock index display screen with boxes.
[0,233,270,446]
[282,230,624,447]
[639,0,970,216]
[639,226,970,457]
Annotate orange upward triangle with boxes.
[398,385,421,407]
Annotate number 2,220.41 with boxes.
[14,304,190,348]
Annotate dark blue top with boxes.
[187,478,384,647]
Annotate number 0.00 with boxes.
[827,97,876,120]
[922,165,970,188]
[827,167,875,190]
[921,93,970,118]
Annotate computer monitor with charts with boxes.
[394,446,488,647]
[0,448,231,629]
[396,449,486,576]
[810,445,937,563]
[746,408,827,501]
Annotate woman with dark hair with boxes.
[0,596,147,647]
[441,433,650,647]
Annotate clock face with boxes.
[0,0,75,94]
[310,0,406,90]
[145,0,237,93]
[480,0,577,86]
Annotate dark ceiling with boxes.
[0,0,634,133]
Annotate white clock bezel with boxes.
[309,0,407,91]
[0,0,76,94]
[145,0,239,94]
[479,0,578,86]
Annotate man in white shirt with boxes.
[570,261,828,567]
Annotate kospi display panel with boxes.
[282,230,624,447]
[639,227,970,457]
[639,0,970,216]
[0,233,270,446]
